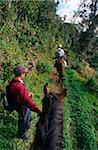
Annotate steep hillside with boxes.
[0,0,98,149]
[63,69,98,150]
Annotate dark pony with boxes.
[30,83,66,150]
[54,57,67,81]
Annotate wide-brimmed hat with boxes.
[58,44,62,48]
[14,65,28,76]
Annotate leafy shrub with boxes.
[85,78,98,94]
[63,98,73,150]
[36,61,52,73]
[71,60,96,78]
[91,52,98,69]
[67,50,76,67]
[71,59,84,71]
[80,63,96,78]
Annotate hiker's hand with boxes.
[29,92,35,98]
[37,109,43,116]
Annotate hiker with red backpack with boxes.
[6,64,42,139]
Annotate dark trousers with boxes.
[18,107,32,135]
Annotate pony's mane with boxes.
[42,92,61,113]
[31,92,63,150]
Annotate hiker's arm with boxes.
[18,84,42,114]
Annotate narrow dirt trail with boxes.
[48,69,66,106]
[48,71,62,94]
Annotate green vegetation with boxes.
[63,97,73,150]
[63,69,98,150]
[0,0,98,149]
[36,60,52,74]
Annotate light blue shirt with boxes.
[55,48,65,57]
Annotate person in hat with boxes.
[6,64,42,139]
[55,44,66,59]
[53,44,67,69]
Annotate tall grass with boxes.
[62,68,97,150]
